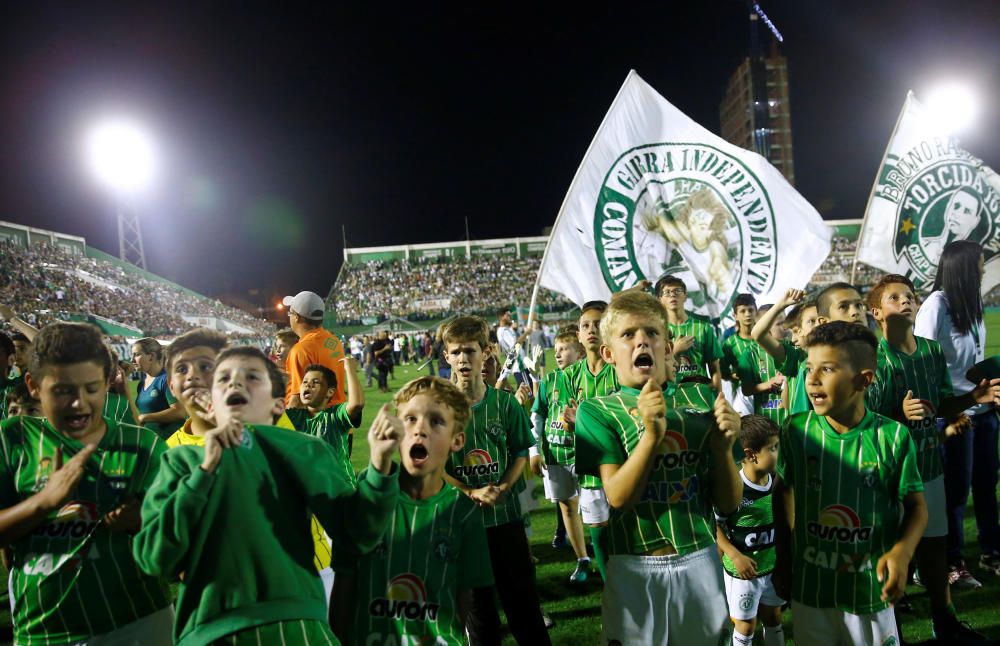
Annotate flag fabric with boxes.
[855,92,1000,292]
[537,70,831,319]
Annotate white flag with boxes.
[855,92,1000,292]
[538,70,831,318]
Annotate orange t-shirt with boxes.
[285,327,347,405]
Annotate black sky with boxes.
[2,1,999,305]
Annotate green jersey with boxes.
[336,480,494,646]
[0,416,171,644]
[576,382,720,556]
[778,344,811,415]
[721,334,755,380]
[718,470,777,577]
[866,336,953,482]
[103,392,136,425]
[531,370,576,466]
[669,314,722,380]
[445,386,533,528]
[287,405,357,471]
[737,339,789,425]
[776,410,923,614]
[563,358,619,489]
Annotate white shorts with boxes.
[723,380,754,416]
[83,606,174,645]
[542,463,580,502]
[790,601,897,646]
[579,487,610,525]
[603,547,729,646]
[723,571,785,620]
[923,475,947,538]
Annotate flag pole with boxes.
[851,92,912,285]
[525,70,639,329]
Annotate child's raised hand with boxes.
[341,356,361,373]
[779,289,805,308]
[637,378,667,440]
[200,419,244,474]
[368,404,402,475]
[711,392,740,450]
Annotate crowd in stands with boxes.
[0,240,274,338]
[332,257,574,324]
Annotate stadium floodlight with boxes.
[923,82,978,134]
[85,117,157,195]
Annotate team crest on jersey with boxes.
[485,422,504,439]
[594,143,778,318]
[876,140,1000,290]
[148,388,159,399]
[807,504,873,543]
[369,573,441,622]
[432,531,454,561]
[806,456,822,490]
[860,462,879,489]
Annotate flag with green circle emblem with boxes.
[855,91,1000,292]
[535,70,831,321]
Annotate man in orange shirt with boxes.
[283,291,347,407]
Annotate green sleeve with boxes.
[893,427,924,501]
[0,417,21,507]
[503,394,534,454]
[777,342,803,377]
[865,362,892,417]
[775,418,796,485]
[132,448,215,579]
[575,400,627,477]
[735,350,759,387]
[706,327,723,363]
[457,502,494,590]
[531,375,549,417]
[136,434,167,494]
[331,404,356,430]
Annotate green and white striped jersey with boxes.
[575,382,720,556]
[563,358,619,489]
[736,339,789,425]
[778,345,811,416]
[0,415,171,644]
[287,405,357,472]
[777,410,923,614]
[721,334,755,380]
[668,314,722,380]
[532,370,576,466]
[335,480,493,646]
[717,470,777,577]
[866,336,953,482]
[103,392,136,425]
[445,386,533,528]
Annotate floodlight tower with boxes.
[747,2,784,157]
[86,118,157,270]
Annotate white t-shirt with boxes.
[914,290,987,414]
[496,325,517,355]
[393,337,402,352]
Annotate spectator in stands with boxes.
[283,290,347,407]
[131,337,185,439]
[371,330,393,393]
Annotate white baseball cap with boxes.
[282,291,325,320]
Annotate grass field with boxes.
[3,312,1000,645]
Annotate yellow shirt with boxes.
[164,412,332,571]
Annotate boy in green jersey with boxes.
[656,274,724,390]
[564,300,619,581]
[0,322,173,645]
[716,415,785,646]
[333,376,493,645]
[722,293,773,417]
[134,346,400,645]
[439,316,550,645]
[529,327,592,584]
[774,322,927,645]
[731,297,788,425]
[575,290,743,645]
[866,274,1000,642]
[287,359,363,458]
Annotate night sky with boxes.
[2,1,998,306]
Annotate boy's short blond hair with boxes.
[440,316,489,350]
[599,290,669,342]
[274,328,299,346]
[554,327,585,355]
[394,376,471,433]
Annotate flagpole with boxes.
[851,92,912,285]
[525,70,639,330]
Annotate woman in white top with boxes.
[914,240,1000,587]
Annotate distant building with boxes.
[719,54,795,185]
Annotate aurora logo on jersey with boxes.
[806,504,872,543]
[652,431,699,471]
[369,573,441,622]
[454,449,499,478]
[34,501,100,540]
[642,475,699,504]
